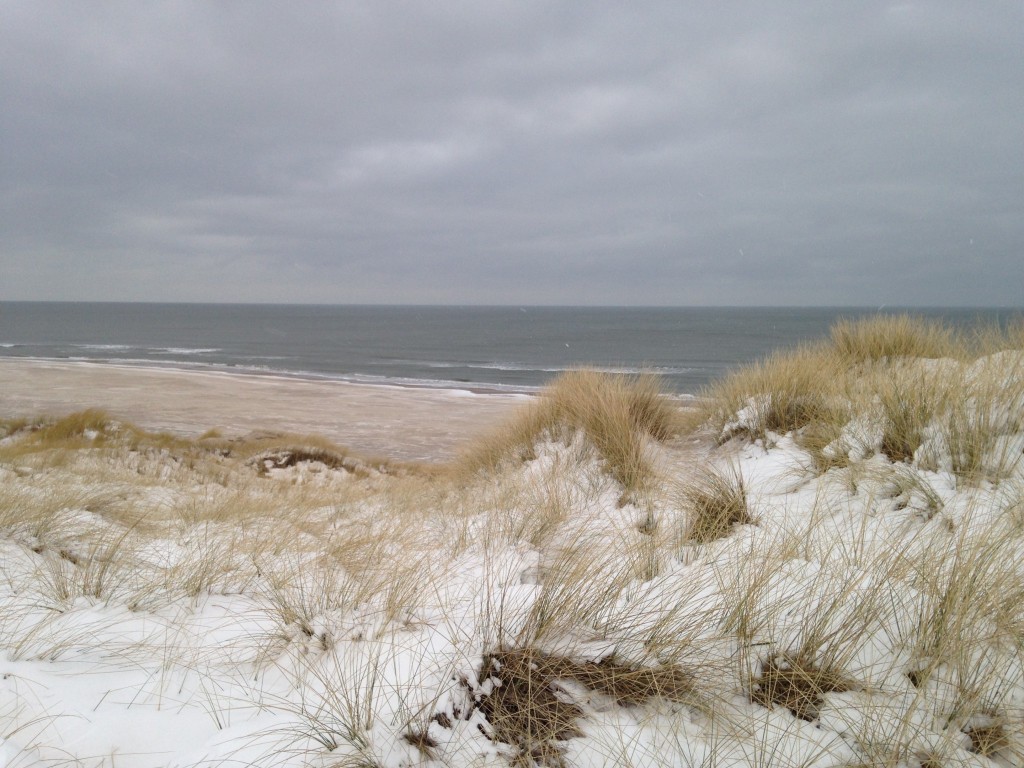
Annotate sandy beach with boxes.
[0,358,526,462]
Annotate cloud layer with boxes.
[2,2,1021,305]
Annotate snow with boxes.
[3,350,1024,767]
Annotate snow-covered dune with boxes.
[2,317,1023,767]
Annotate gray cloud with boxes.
[2,1,1021,305]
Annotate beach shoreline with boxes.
[0,357,530,462]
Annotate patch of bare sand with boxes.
[0,359,526,462]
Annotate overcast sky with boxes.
[2,2,1021,306]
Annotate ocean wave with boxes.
[340,371,539,393]
[419,360,695,376]
[221,354,290,362]
[149,347,221,355]
[73,344,224,356]
[71,344,223,356]
[203,363,540,393]
[10,354,688,395]
[209,362,539,393]
[32,356,541,394]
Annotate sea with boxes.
[0,303,1019,396]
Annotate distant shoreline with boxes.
[0,354,539,397]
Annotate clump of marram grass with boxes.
[748,652,858,722]
[700,315,1024,486]
[965,717,1011,758]
[0,415,45,439]
[0,409,121,461]
[475,648,695,766]
[679,464,753,544]
[830,314,962,363]
[878,387,936,464]
[229,431,421,479]
[0,409,221,471]
[475,650,586,767]
[459,370,680,494]
[35,408,115,441]
[702,344,847,444]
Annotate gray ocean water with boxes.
[0,304,1019,395]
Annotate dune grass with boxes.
[458,369,681,495]
[706,344,848,445]
[2,314,1024,767]
[830,314,963,362]
[701,314,1024,483]
[476,648,696,766]
[678,464,752,544]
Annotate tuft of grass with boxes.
[0,416,44,439]
[476,649,585,767]
[545,655,695,707]
[679,464,752,544]
[0,410,123,464]
[797,419,851,474]
[941,360,1024,483]
[232,432,416,479]
[0,410,223,473]
[34,409,115,442]
[748,652,857,722]
[459,370,679,493]
[475,648,694,766]
[874,367,945,464]
[830,314,961,363]
[965,719,1010,757]
[702,315,1024,485]
[259,553,357,652]
[34,522,141,609]
[702,345,846,443]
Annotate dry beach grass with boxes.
[2,314,1024,767]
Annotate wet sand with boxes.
[0,359,527,462]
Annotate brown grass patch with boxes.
[0,416,45,439]
[680,465,753,544]
[402,728,438,756]
[222,431,421,478]
[965,720,1010,757]
[749,653,857,722]
[546,656,694,707]
[476,648,694,766]
[249,446,365,476]
[477,650,585,767]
